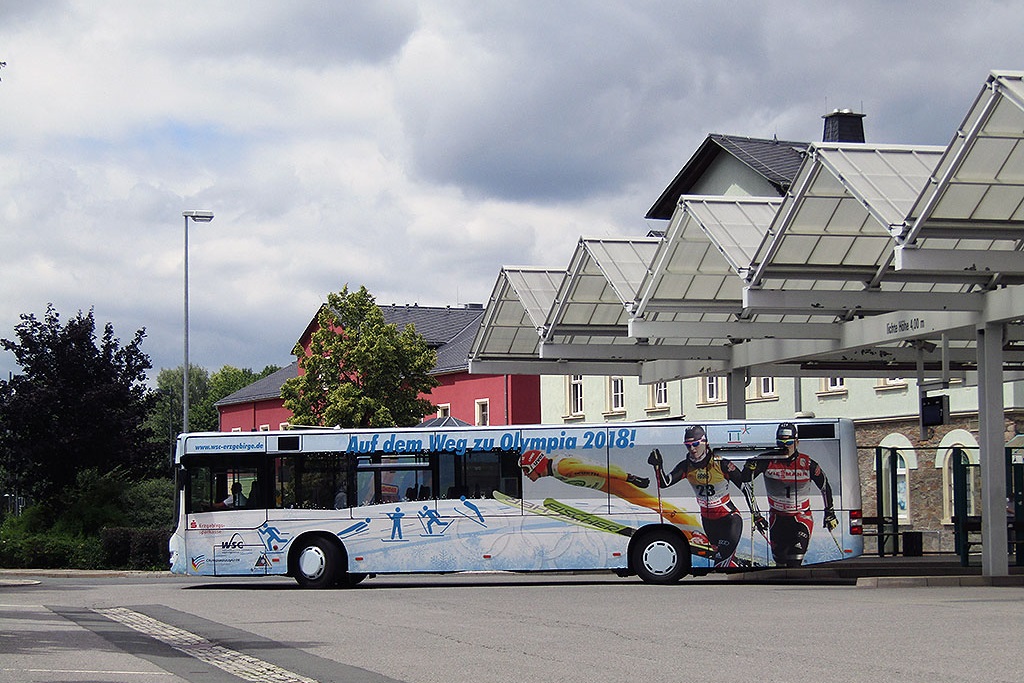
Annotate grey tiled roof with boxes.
[646,134,810,220]
[380,304,484,347]
[433,312,483,374]
[214,362,298,407]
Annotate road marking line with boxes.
[0,669,170,676]
[95,607,318,683]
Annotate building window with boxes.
[651,381,669,407]
[655,381,668,406]
[608,376,625,412]
[475,399,490,426]
[877,437,918,525]
[259,424,270,432]
[749,376,777,400]
[876,377,907,390]
[880,454,911,523]
[818,377,847,396]
[701,376,724,404]
[437,404,451,418]
[568,375,584,416]
[942,447,979,523]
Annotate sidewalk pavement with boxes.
[729,553,1024,587]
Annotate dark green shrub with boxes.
[128,528,170,570]
[122,478,175,528]
[0,527,101,569]
[100,527,133,568]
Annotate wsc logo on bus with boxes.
[221,533,246,550]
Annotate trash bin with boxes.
[903,531,923,557]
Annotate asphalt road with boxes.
[1,570,1023,683]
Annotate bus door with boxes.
[182,454,269,575]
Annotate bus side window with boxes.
[439,451,521,500]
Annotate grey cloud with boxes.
[200,2,420,68]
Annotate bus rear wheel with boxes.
[293,537,341,589]
[631,529,690,584]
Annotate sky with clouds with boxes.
[1,1,1022,381]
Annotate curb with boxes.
[856,575,1024,588]
[0,569,173,579]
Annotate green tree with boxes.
[0,305,158,510]
[281,285,438,428]
[151,364,210,436]
[147,364,281,456]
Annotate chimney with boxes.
[822,109,866,143]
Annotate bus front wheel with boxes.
[631,529,690,585]
[336,572,367,588]
[293,537,341,589]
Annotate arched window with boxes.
[935,429,980,524]
[877,434,917,524]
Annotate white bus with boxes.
[169,418,863,587]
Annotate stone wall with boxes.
[851,413,1023,554]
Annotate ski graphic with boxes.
[541,498,717,559]
[494,492,764,567]
[492,491,629,535]
[541,498,634,537]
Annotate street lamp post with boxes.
[182,210,214,434]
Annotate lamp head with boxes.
[183,210,214,222]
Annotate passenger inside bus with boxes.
[246,480,261,508]
[214,482,247,510]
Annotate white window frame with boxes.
[437,404,451,418]
[826,377,845,391]
[475,399,490,426]
[653,381,669,407]
[701,376,724,405]
[748,376,777,400]
[608,376,625,412]
[568,375,585,416]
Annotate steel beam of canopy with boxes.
[895,245,1024,278]
[639,359,731,383]
[540,342,732,361]
[468,359,643,377]
[742,288,985,314]
[629,319,843,340]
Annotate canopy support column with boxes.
[978,322,1009,577]
[727,370,746,419]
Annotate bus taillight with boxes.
[849,508,863,535]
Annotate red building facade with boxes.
[216,304,540,431]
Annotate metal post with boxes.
[874,446,885,557]
[889,447,900,555]
[183,214,190,434]
[952,448,969,566]
[181,211,213,435]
